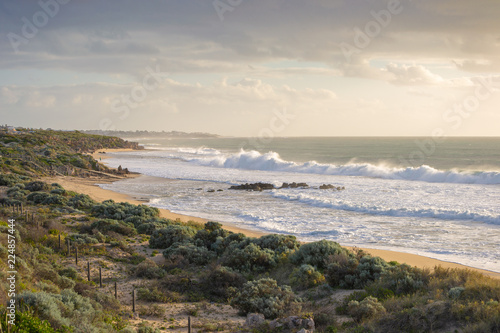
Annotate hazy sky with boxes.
[0,0,499,136]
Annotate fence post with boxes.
[132,289,135,313]
[75,246,78,265]
[99,267,102,288]
[114,281,117,299]
[188,316,191,333]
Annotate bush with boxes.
[136,286,169,302]
[50,188,67,196]
[59,267,78,280]
[203,266,246,300]
[24,181,50,192]
[252,234,300,255]
[231,278,301,319]
[135,259,165,279]
[0,173,26,186]
[348,296,386,322]
[448,287,465,300]
[69,194,96,210]
[162,243,216,265]
[91,200,159,220]
[291,240,346,270]
[290,264,326,290]
[222,243,276,272]
[137,221,171,235]
[90,219,137,236]
[69,234,99,245]
[377,264,430,295]
[18,290,103,330]
[43,194,68,206]
[149,225,196,249]
[137,324,160,333]
[27,192,51,204]
[327,255,389,289]
[194,222,231,249]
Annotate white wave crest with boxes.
[185,149,500,184]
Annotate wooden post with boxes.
[58,234,61,250]
[87,262,90,281]
[20,203,23,215]
[32,213,34,223]
[132,289,135,312]
[99,267,102,288]
[114,281,117,299]
[67,239,70,256]
[188,316,191,333]
[75,246,78,265]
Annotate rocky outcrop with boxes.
[319,184,345,190]
[279,182,309,189]
[229,183,275,191]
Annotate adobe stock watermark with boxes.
[239,107,296,151]
[340,0,404,62]
[398,76,499,168]
[99,64,169,131]
[213,0,244,21]
[7,0,71,53]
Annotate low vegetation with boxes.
[0,129,499,332]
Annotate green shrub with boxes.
[222,243,276,272]
[59,267,78,280]
[137,221,171,235]
[50,188,67,196]
[348,296,386,322]
[136,286,169,302]
[90,219,137,236]
[149,225,196,249]
[18,290,103,330]
[91,200,159,220]
[203,266,246,300]
[27,192,51,204]
[252,234,300,255]
[25,181,51,192]
[328,255,389,289]
[69,194,96,210]
[231,278,301,319]
[194,221,231,248]
[0,173,26,186]
[448,287,465,300]
[377,264,429,295]
[0,308,59,333]
[135,259,165,279]
[162,243,216,265]
[291,240,346,270]
[69,234,99,245]
[290,264,326,290]
[137,324,160,333]
[43,194,68,206]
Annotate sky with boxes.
[0,0,499,137]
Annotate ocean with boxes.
[99,137,500,273]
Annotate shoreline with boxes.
[57,148,500,279]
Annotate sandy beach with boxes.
[48,148,500,279]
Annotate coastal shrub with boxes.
[69,194,96,210]
[348,296,386,322]
[137,324,161,333]
[203,266,246,300]
[43,194,68,206]
[328,255,390,289]
[377,264,430,295]
[18,290,103,330]
[136,286,169,303]
[25,181,51,192]
[6,188,28,200]
[149,225,197,249]
[135,259,165,279]
[91,200,159,220]
[0,173,26,186]
[162,243,216,265]
[58,267,78,280]
[231,278,301,319]
[69,233,99,245]
[137,221,171,235]
[222,243,276,272]
[210,232,248,255]
[290,264,326,290]
[90,219,137,236]
[252,234,300,256]
[194,221,231,248]
[27,192,51,204]
[50,188,67,196]
[448,286,465,300]
[0,308,59,333]
[291,240,347,270]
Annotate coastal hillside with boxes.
[0,130,499,332]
